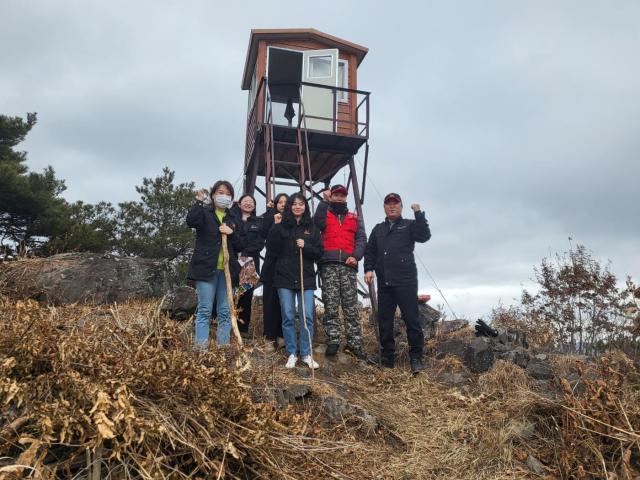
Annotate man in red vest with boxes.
[314,185,367,359]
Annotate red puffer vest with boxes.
[323,211,358,254]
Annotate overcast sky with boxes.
[2,1,639,319]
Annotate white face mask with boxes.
[214,194,232,209]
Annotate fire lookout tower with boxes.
[241,28,371,216]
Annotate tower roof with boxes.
[241,28,369,90]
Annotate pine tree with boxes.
[117,167,195,261]
[0,113,68,251]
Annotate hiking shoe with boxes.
[343,345,366,360]
[325,343,339,357]
[410,357,425,374]
[302,355,319,369]
[276,337,286,349]
[285,354,298,369]
[367,354,394,368]
[263,341,276,353]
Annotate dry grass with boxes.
[0,299,372,479]
[435,354,467,375]
[335,367,532,479]
[1,290,639,479]
[550,352,640,478]
[478,360,534,399]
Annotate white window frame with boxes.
[337,59,349,103]
[307,54,334,79]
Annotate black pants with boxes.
[262,282,283,340]
[377,283,423,360]
[237,288,253,333]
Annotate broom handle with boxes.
[222,232,243,347]
[368,281,381,347]
[299,247,314,379]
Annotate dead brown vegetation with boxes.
[1,294,639,479]
[0,299,370,479]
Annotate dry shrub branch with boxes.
[551,352,640,479]
[0,299,364,479]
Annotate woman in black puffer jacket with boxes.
[186,180,242,350]
[266,193,323,369]
[259,192,288,350]
[231,194,264,337]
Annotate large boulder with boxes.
[466,338,495,373]
[393,302,443,338]
[436,327,534,374]
[435,339,468,360]
[436,337,495,373]
[160,286,197,320]
[0,253,173,305]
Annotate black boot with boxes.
[344,345,366,360]
[367,354,394,368]
[410,357,425,374]
[325,343,339,357]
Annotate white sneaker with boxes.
[285,354,298,369]
[302,355,319,369]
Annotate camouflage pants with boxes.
[320,263,363,351]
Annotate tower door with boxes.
[302,49,339,132]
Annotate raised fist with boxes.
[322,189,331,202]
[267,200,274,209]
[411,203,421,212]
[274,213,282,224]
[195,188,208,202]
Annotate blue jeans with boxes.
[278,288,315,357]
[194,271,230,349]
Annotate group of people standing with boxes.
[185,180,432,373]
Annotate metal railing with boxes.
[299,81,370,137]
[245,77,370,145]
[245,77,371,207]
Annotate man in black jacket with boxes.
[364,193,431,373]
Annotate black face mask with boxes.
[330,202,347,214]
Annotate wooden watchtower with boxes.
[241,28,371,215]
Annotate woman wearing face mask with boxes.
[186,180,243,350]
[259,193,288,352]
[229,194,264,338]
[266,193,323,369]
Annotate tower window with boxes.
[309,56,332,78]
[337,60,348,102]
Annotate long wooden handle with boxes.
[367,281,380,346]
[298,248,306,329]
[222,233,243,347]
[299,248,315,379]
